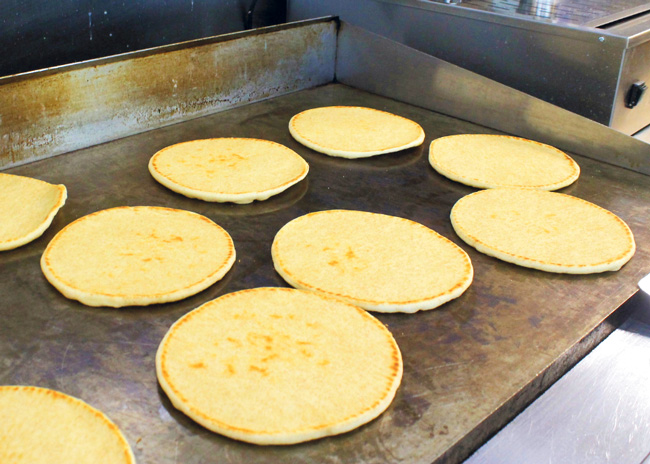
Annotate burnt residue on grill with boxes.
[0,19,336,170]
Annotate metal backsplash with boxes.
[336,23,650,175]
[0,18,336,169]
[2,17,647,174]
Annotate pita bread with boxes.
[451,188,635,273]
[41,206,235,307]
[149,138,309,203]
[289,106,425,158]
[156,287,402,445]
[272,210,473,313]
[0,386,135,463]
[0,173,66,251]
[429,134,580,190]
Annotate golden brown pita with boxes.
[41,206,235,307]
[272,210,472,312]
[289,106,424,158]
[0,386,135,463]
[429,134,580,190]
[0,173,66,251]
[156,287,402,445]
[451,188,635,273]
[149,138,308,203]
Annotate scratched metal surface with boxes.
[466,293,650,464]
[1,84,649,464]
[0,18,336,169]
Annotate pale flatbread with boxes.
[272,210,473,312]
[0,386,135,463]
[0,173,66,251]
[41,206,235,307]
[156,287,402,445]
[429,134,580,190]
[289,106,425,158]
[451,188,635,273]
[149,138,309,203]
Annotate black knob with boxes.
[625,81,647,108]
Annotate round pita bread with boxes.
[0,386,134,463]
[289,106,425,158]
[451,188,635,273]
[41,206,235,307]
[149,138,309,203]
[272,210,473,313]
[0,173,66,251]
[156,287,402,445]
[429,134,580,190]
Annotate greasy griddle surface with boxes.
[1,84,649,464]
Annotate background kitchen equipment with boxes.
[0,0,286,76]
[288,0,650,136]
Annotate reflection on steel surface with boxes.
[516,0,557,18]
[455,0,650,26]
[640,273,650,296]
[467,293,650,464]
[335,22,650,175]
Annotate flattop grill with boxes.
[0,18,649,464]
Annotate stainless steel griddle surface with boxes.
[1,84,649,464]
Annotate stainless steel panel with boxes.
[336,23,650,175]
[455,0,650,27]
[289,0,626,126]
[601,11,650,45]
[466,292,650,464]
[611,39,650,134]
[635,123,650,141]
[0,18,336,169]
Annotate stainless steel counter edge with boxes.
[352,0,650,47]
[465,291,650,464]
[293,0,633,44]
